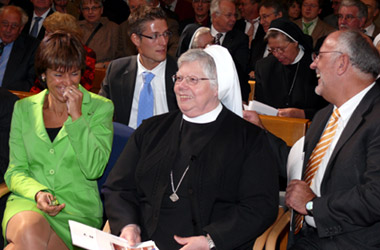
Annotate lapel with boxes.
[311,19,323,42]
[120,56,138,124]
[321,83,380,182]
[165,56,178,111]
[222,31,233,49]
[29,90,51,144]
[3,35,28,86]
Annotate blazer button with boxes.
[49,169,55,175]
[49,148,55,154]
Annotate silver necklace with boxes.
[169,165,190,202]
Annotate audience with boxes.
[323,0,342,28]
[179,0,211,34]
[362,0,380,37]
[103,47,278,250]
[210,0,250,102]
[286,29,380,250]
[22,0,54,40]
[99,6,178,129]
[160,0,195,21]
[235,0,263,49]
[287,0,302,20]
[0,6,40,91]
[78,0,119,68]
[338,0,367,31]
[190,26,215,48]
[254,18,327,119]
[31,11,96,92]
[2,31,113,250]
[294,0,336,47]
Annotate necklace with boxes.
[169,165,190,202]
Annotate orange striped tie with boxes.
[294,109,341,234]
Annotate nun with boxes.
[254,18,327,119]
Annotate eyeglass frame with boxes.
[0,21,21,30]
[260,12,275,21]
[216,11,238,19]
[267,42,292,54]
[82,5,102,12]
[138,31,172,41]
[172,74,215,86]
[312,51,343,61]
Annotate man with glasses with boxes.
[0,6,39,91]
[22,0,53,40]
[254,18,326,119]
[286,29,380,250]
[248,0,284,79]
[78,0,119,68]
[99,6,178,129]
[210,0,250,103]
[294,0,336,47]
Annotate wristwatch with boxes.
[305,197,316,216]
[206,234,216,250]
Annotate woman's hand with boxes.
[35,191,65,217]
[63,86,83,121]
[120,224,141,247]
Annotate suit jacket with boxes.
[248,24,266,73]
[99,56,178,126]
[22,9,55,41]
[0,88,18,182]
[294,18,336,47]
[103,107,279,250]
[222,29,250,102]
[1,33,40,91]
[294,83,380,249]
[3,86,114,247]
[255,52,327,119]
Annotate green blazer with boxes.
[2,86,114,248]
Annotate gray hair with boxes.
[210,0,235,15]
[191,27,211,48]
[80,0,103,9]
[337,30,380,78]
[339,0,367,19]
[178,49,218,88]
[0,6,28,26]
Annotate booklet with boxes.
[69,220,159,250]
[243,100,278,116]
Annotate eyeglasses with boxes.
[312,51,343,60]
[267,42,291,54]
[217,11,238,19]
[193,0,211,3]
[260,12,275,21]
[338,14,357,22]
[82,6,102,12]
[139,31,172,41]
[172,74,215,86]
[0,21,21,30]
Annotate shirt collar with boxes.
[183,103,223,124]
[292,46,304,64]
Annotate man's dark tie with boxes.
[214,33,223,45]
[30,17,42,38]
[0,43,5,57]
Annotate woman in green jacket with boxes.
[2,31,114,250]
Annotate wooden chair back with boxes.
[265,210,291,250]
[91,68,107,94]
[259,115,309,146]
[248,80,255,101]
[9,90,35,99]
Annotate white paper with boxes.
[243,100,278,116]
[69,220,159,250]
[287,136,305,182]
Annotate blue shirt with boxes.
[0,41,14,87]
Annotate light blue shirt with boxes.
[0,40,14,87]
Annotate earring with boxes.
[41,76,46,82]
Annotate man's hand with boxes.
[243,110,265,129]
[278,108,305,118]
[174,235,210,250]
[286,180,316,214]
[120,224,141,247]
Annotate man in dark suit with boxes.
[0,5,40,91]
[22,0,54,40]
[286,30,380,249]
[99,6,178,129]
[210,0,250,102]
[235,0,261,48]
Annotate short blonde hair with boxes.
[43,12,83,38]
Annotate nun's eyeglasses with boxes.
[267,42,291,54]
[172,75,215,86]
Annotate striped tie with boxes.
[294,108,340,234]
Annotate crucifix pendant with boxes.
[170,193,179,202]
